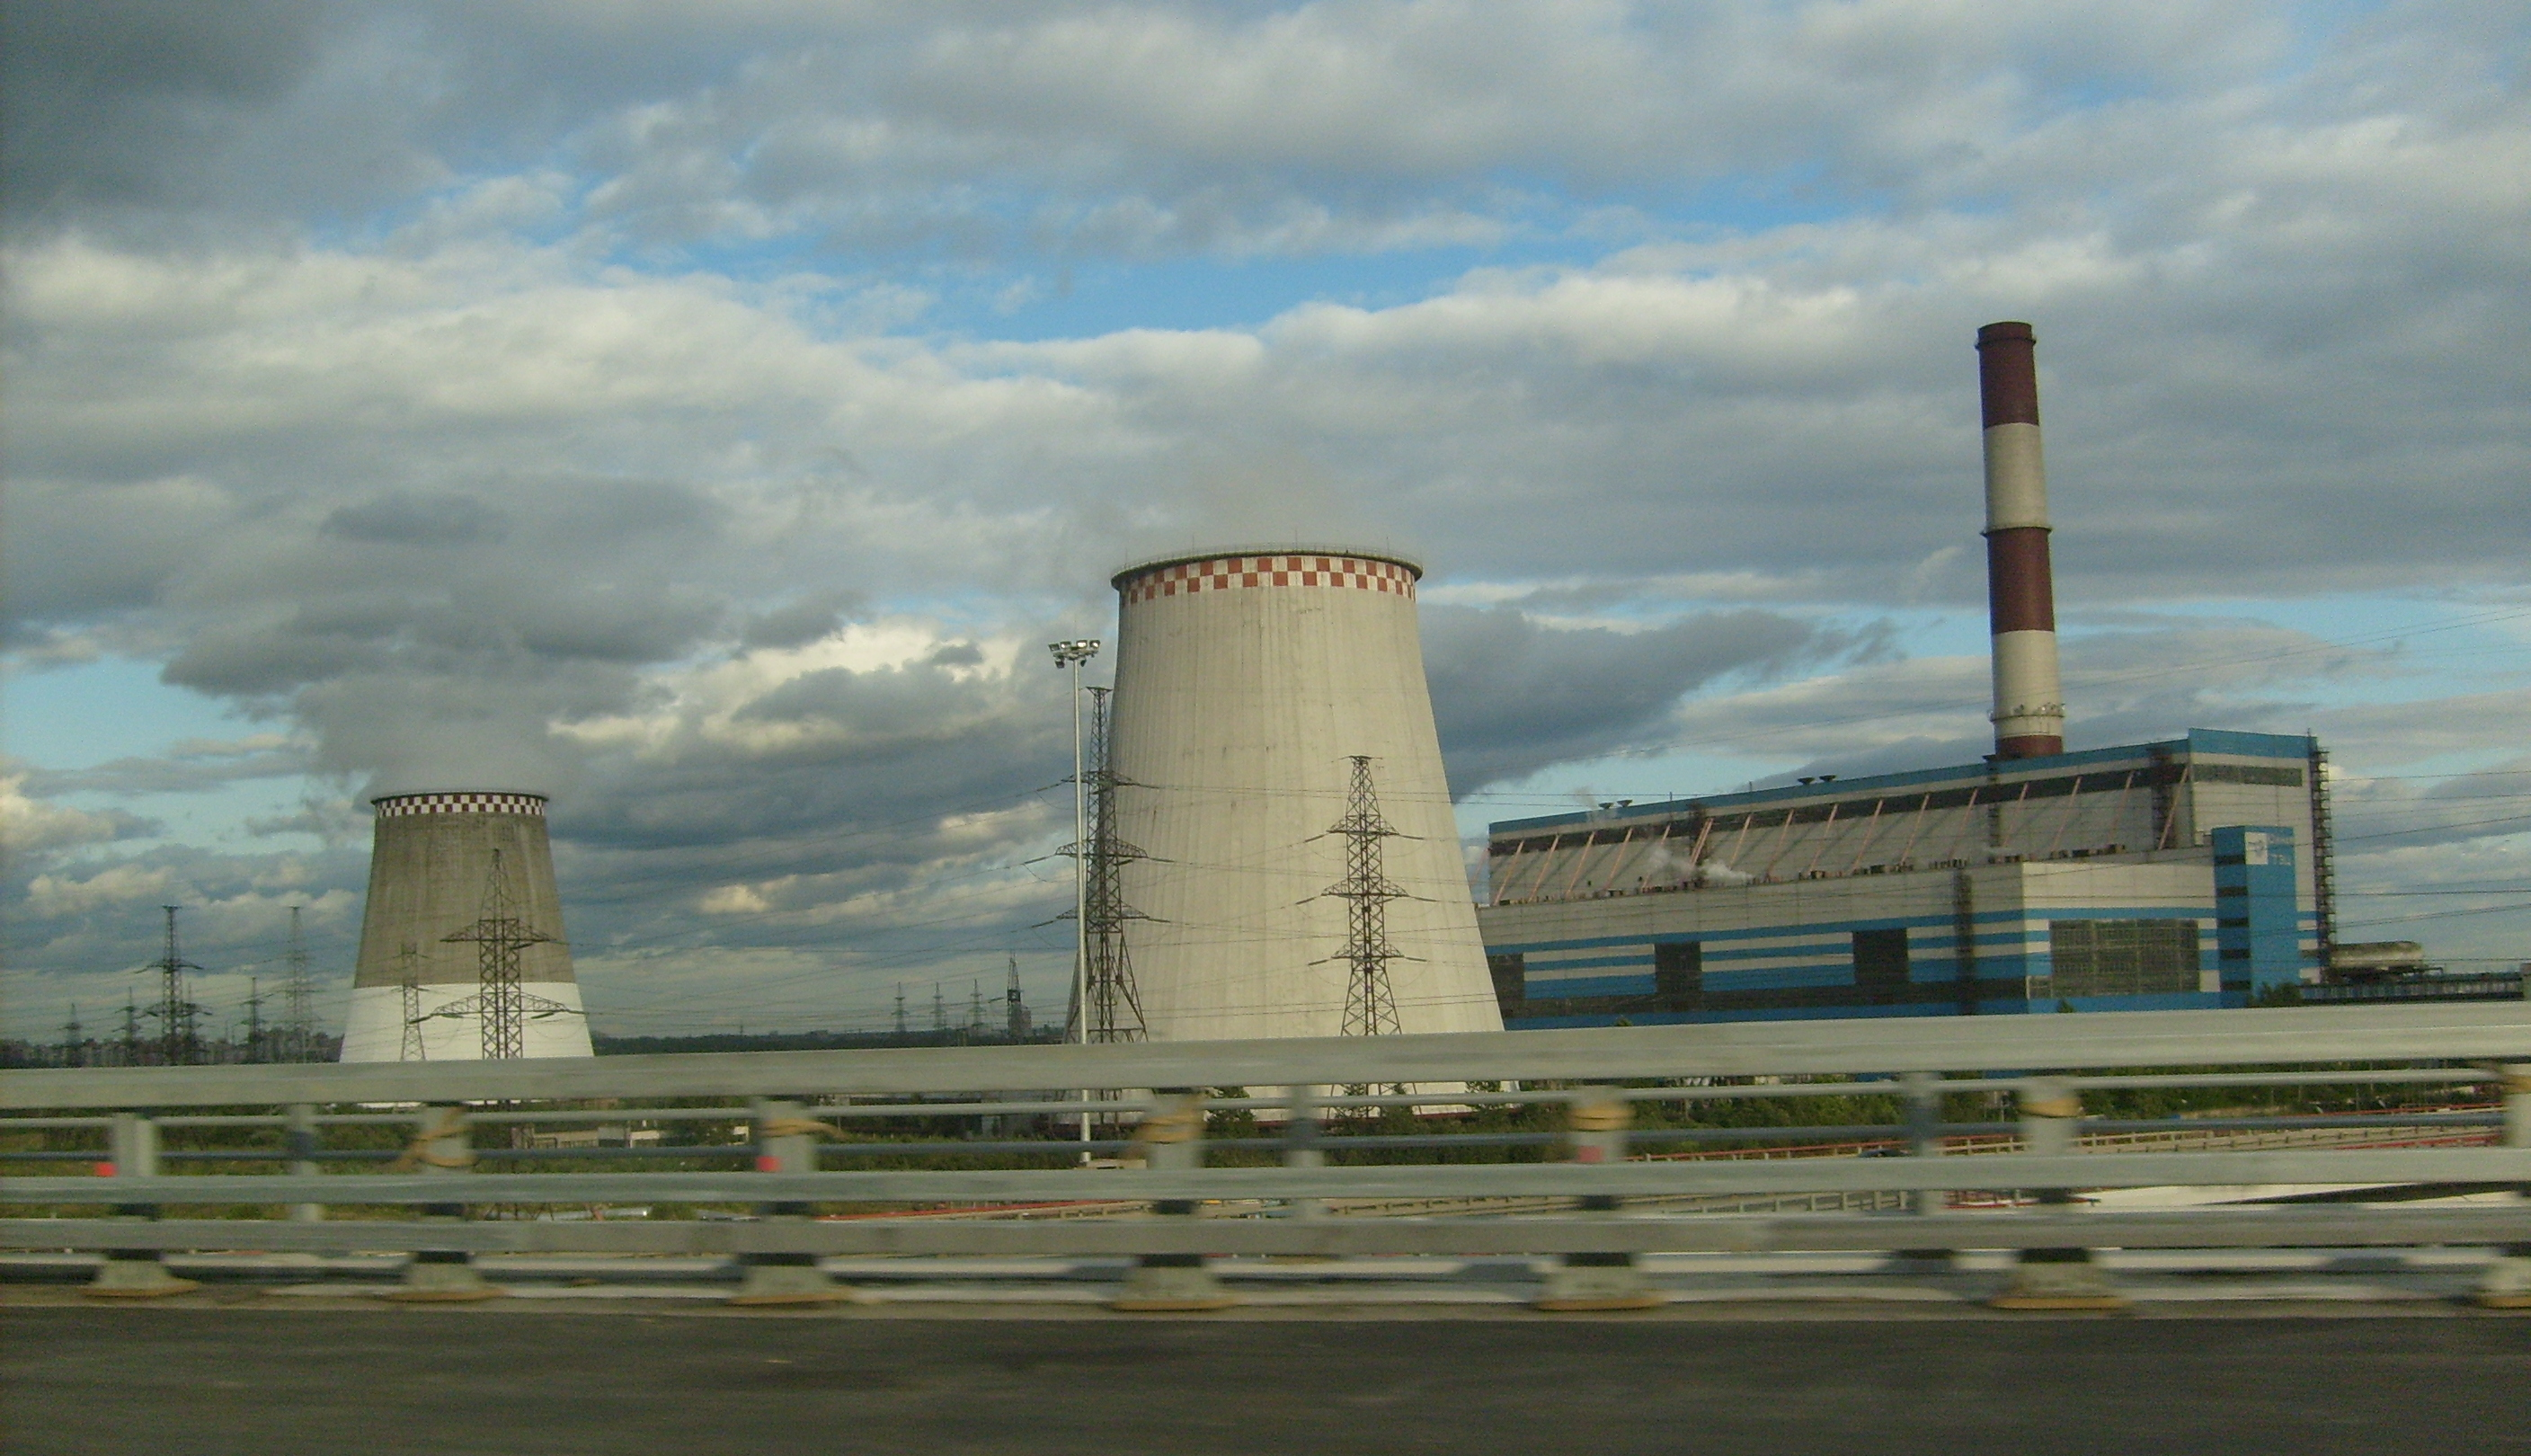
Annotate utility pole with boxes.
[280,905,315,1062]
[893,982,907,1037]
[144,906,205,1066]
[1324,757,1410,1039]
[1048,636,1102,1152]
[58,1004,84,1069]
[968,980,986,1039]
[931,984,947,1037]
[438,848,575,1059]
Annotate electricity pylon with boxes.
[1322,757,1412,1039]
[396,942,428,1062]
[1068,687,1149,1043]
[278,905,317,1061]
[143,906,205,1066]
[436,849,576,1059]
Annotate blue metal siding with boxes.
[2211,825,2299,1004]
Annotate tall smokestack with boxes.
[1976,321,2065,759]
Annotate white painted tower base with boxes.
[339,981,591,1062]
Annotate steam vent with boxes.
[338,791,592,1061]
[1106,548,1504,1040]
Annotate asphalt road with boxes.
[4,1306,2524,1455]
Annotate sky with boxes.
[4,0,2527,1043]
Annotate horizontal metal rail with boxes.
[8,1207,2527,1258]
[9,1149,2527,1207]
[10,1003,2527,1108]
[0,1117,2498,1167]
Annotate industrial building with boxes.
[1106,548,1504,1040]
[338,791,592,1061]
[1477,322,2331,1026]
[1479,730,2323,1024]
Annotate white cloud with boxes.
[6,1,2528,1026]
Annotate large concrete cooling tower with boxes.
[1106,548,1503,1041]
[339,791,592,1061]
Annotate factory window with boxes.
[1653,942,1703,1012]
[1852,929,1910,1005]
[2193,764,2305,787]
[1487,954,1527,1017]
[2047,919,2201,998]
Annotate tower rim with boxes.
[1110,545,1423,591]
[369,789,551,811]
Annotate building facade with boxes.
[1478,730,2323,1026]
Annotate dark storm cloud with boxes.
[577,656,1072,857]
[0,0,329,219]
[322,492,508,546]
[7,3,2530,1021]
[1425,606,1832,792]
[739,591,865,653]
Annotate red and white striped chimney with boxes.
[1977,321,2065,759]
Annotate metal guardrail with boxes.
[9,1001,2529,1106]
[5,1003,2527,1309]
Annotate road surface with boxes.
[4,1303,2523,1454]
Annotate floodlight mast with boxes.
[1048,637,1101,1150]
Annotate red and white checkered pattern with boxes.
[372,792,547,817]
[1117,554,1419,605]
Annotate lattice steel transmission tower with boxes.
[1004,956,1032,1042]
[1322,757,1412,1039]
[437,849,573,1060]
[242,977,267,1062]
[57,1005,84,1069]
[395,943,428,1061]
[278,905,317,1062]
[144,906,206,1066]
[118,992,142,1067]
[1070,687,1150,1043]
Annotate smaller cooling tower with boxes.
[339,791,592,1061]
[1106,548,1503,1041]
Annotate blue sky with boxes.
[4,1,2527,1039]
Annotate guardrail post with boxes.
[730,1098,853,1306]
[1992,1078,2123,1311]
[1280,1083,1327,1223]
[2477,1062,2531,1310]
[84,1113,196,1299]
[1887,1070,1953,1267]
[1538,1087,1661,1311]
[285,1103,324,1224]
[1114,1089,1235,1311]
[381,1104,500,1302]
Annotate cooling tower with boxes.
[1106,548,1504,1040]
[338,792,592,1061]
